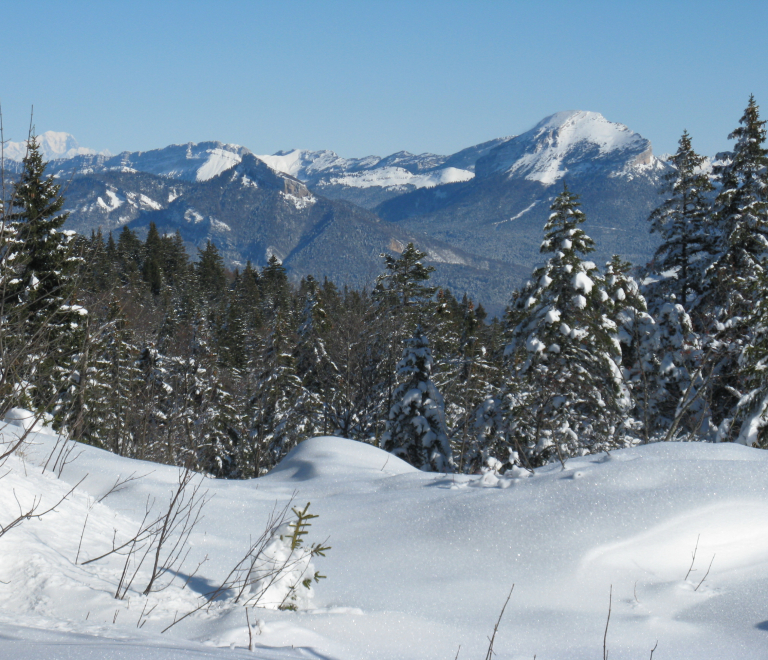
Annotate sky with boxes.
[1,1,766,160]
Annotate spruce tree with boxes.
[5,134,84,410]
[382,327,453,472]
[645,130,714,310]
[700,96,768,437]
[504,186,629,465]
[703,95,768,317]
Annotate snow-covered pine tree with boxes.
[645,130,714,310]
[95,299,143,455]
[372,243,437,440]
[248,312,308,474]
[736,268,768,447]
[294,276,338,436]
[504,186,629,465]
[700,96,768,438]
[605,257,706,442]
[5,134,85,410]
[382,327,453,472]
[432,293,501,473]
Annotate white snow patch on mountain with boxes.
[4,131,107,162]
[96,189,124,212]
[196,148,243,182]
[281,192,316,210]
[184,208,205,224]
[210,218,231,232]
[257,149,382,180]
[493,200,540,226]
[139,194,162,210]
[323,166,473,190]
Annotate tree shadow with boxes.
[755,621,768,631]
[173,572,234,601]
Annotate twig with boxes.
[603,584,612,660]
[684,534,700,580]
[454,644,461,660]
[246,607,254,652]
[75,511,90,564]
[485,585,514,660]
[97,470,153,503]
[649,640,658,659]
[694,554,715,592]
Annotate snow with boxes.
[140,194,163,210]
[281,193,317,210]
[4,424,768,659]
[489,111,656,184]
[196,149,243,182]
[323,166,473,190]
[4,131,104,161]
[493,201,540,227]
[96,189,124,212]
[544,308,561,324]
[210,218,232,232]
[184,208,205,224]
[573,271,594,294]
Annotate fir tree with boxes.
[645,130,714,310]
[382,327,453,472]
[700,96,768,437]
[5,134,85,410]
[247,312,307,474]
[504,186,629,465]
[703,96,768,317]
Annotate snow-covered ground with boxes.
[2,421,768,659]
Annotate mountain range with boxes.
[8,111,671,314]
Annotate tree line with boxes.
[2,95,767,476]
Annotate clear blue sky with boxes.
[2,1,766,160]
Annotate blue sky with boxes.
[2,1,766,159]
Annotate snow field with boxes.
[3,426,768,658]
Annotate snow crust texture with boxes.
[3,427,768,659]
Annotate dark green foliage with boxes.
[645,130,714,309]
[504,187,629,465]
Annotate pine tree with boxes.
[247,312,307,474]
[605,257,705,442]
[700,96,768,437]
[645,130,714,310]
[295,276,338,435]
[196,240,228,304]
[504,186,629,465]
[372,243,437,439]
[143,222,164,295]
[5,134,85,410]
[261,255,290,313]
[703,96,768,317]
[382,327,453,472]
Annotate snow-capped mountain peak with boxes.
[476,110,658,184]
[4,131,107,162]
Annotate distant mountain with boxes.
[22,111,670,315]
[60,151,525,312]
[375,111,669,274]
[257,136,513,209]
[5,131,107,162]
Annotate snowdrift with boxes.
[2,424,768,659]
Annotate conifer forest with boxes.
[3,96,768,480]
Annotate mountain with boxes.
[20,111,669,315]
[257,136,513,209]
[375,111,669,273]
[4,131,107,162]
[60,151,525,310]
